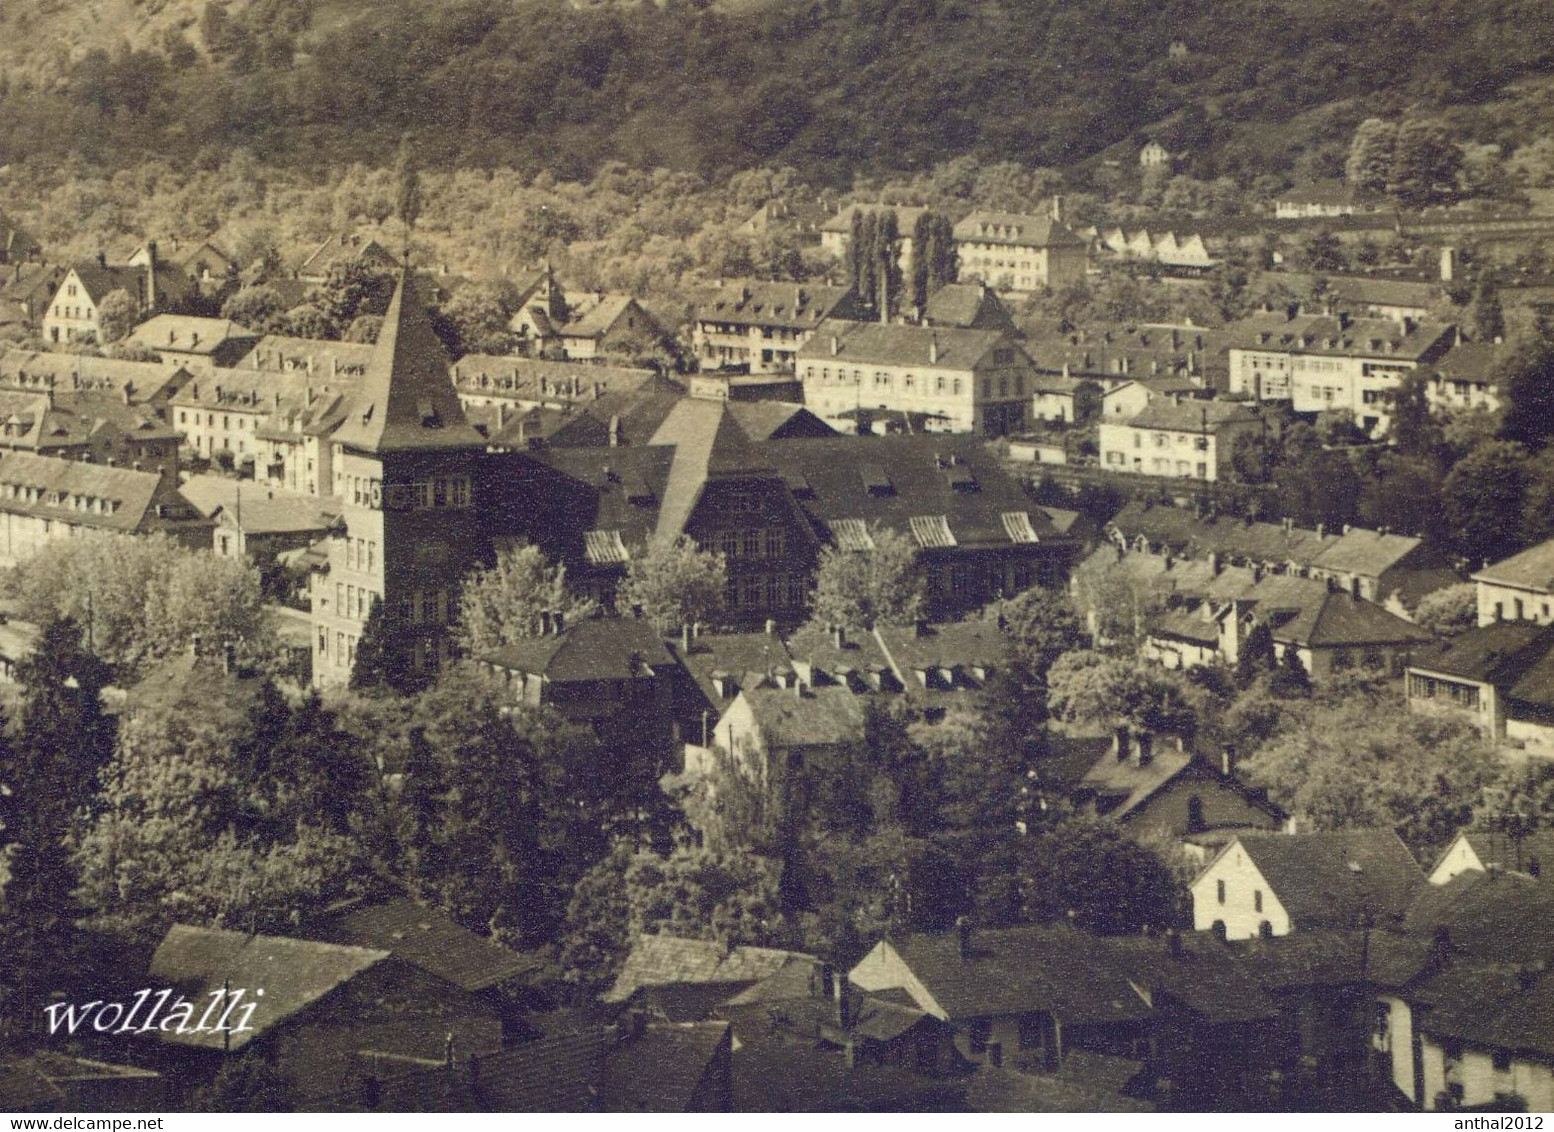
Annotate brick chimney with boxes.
[144,241,158,312]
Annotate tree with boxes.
[617,536,727,634]
[96,288,139,343]
[342,314,383,343]
[1046,651,1200,738]
[394,143,422,246]
[910,210,933,315]
[455,543,597,656]
[1412,583,1479,637]
[809,524,923,633]
[349,596,422,695]
[1387,372,1437,456]
[1443,439,1530,565]
[992,586,1084,686]
[1235,621,1277,685]
[1391,117,1461,207]
[1243,690,1499,853]
[221,284,288,333]
[1472,276,1506,343]
[441,280,519,356]
[1267,644,1312,699]
[187,1053,297,1112]
[1303,229,1345,273]
[0,618,115,1009]
[1346,118,1398,193]
[974,818,1179,935]
[1497,333,1554,450]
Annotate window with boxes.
[743,529,762,557]
[1493,1050,1512,1073]
[1254,889,1263,913]
[718,530,740,557]
[764,528,786,556]
[450,477,471,508]
[1217,879,1226,904]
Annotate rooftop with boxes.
[1215,830,1426,930]
[797,318,1011,371]
[953,209,1087,249]
[310,897,540,993]
[1473,538,1554,593]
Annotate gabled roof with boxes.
[310,897,539,992]
[235,335,376,378]
[922,282,1014,331]
[796,318,1010,371]
[179,475,343,534]
[605,934,810,1003]
[147,925,387,1050]
[648,398,770,547]
[953,209,1087,249]
[1276,180,1385,207]
[699,281,858,331]
[818,203,930,234]
[723,400,835,442]
[560,294,638,340]
[1253,578,1431,648]
[1405,870,1554,964]
[0,349,190,404]
[127,315,256,357]
[670,631,795,710]
[1078,742,1194,819]
[1311,527,1423,577]
[1407,621,1554,684]
[1217,830,1425,929]
[0,451,193,535]
[480,617,676,684]
[600,1021,729,1112]
[740,683,871,749]
[1473,538,1554,594]
[1122,399,1261,432]
[332,271,484,455]
[1411,962,1554,1057]
[449,355,658,404]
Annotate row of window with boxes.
[1408,674,1481,710]
[343,537,377,573]
[343,476,474,511]
[1216,879,1265,913]
[334,582,380,621]
[400,588,453,626]
[178,411,257,432]
[727,573,808,610]
[709,528,786,559]
[0,483,121,513]
[319,627,450,674]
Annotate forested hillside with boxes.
[0,0,1550,183]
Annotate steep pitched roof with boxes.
[1473,538,1554,594]
[1448,829,1554,879]
[179,475,343,535]
[1254,579,1431,648]
[310,897,539,992]
[480,618,676,684]
[605,934,809,1002]
[127,315,256,357]
[1407,621,1554,684]
[648,398,770,547]
[954,209,1087,249]
[922,283,1014,331]
[699,281,857,332]
[331,271,484,455]
[600,1021,729,1112]
[1311,528,1423,577]
[1412,963,1554,1057]
[1226,830,1425,929]
[147,925,386,1050]
[0,451,190,536]
[740,684,871,749]
[1124,399,1261,431]
[1404,870,1554,964]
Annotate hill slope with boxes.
[0,0,1549,183]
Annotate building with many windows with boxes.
[692,281,862,374]
[797,319,1036,437]
[1097,399,1264,481]
[952,208,1089,293]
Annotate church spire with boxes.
[333,269,483,455]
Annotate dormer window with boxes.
[417,399,442,428]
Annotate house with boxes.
[1099,229,1217,274]
[686,370,804,403]
[41,244,194,345]
[478,615,680,758]
[872,619,1003,715]
[146,924,509,1103]
[1472,539,1554,627]
[0,349,192,408]
[0,451,209,567]
[1097,398,1264,481]
[177,239,237,288]
[548,293,670,362]
[1106,501,1446,606]
[0,389,182,483]
[818,204,929,271]
[1411,963,1554,1111]
[296,232,400,285]
[450,354,665,430]
[1145,572,1431,680]
[1274,181,1387,220]
[798,320,1037,437]
[1025,321,1221,391]
[171,369,363,470]
[126,314,259,369]
[1139,141,1172,169]
[0,1054,162,1113]
[711,680,870,785]
[849,922,1284,1107]
[1425,338,1510,415]
[921,282,1016,333]
[230,334,377,381]
[1427,828,1554,885]
[693,281,862,374]
[953,207,1089,293]
[1227,312,1456,436]
[178,474,345,561]
[1405,622,1554,750]
[0,263,65,334]
[1190,830,1426,940]
[605,933,814,1004]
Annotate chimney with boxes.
[1133,731,1154,767]
[914,617,929,638]
[1050,195,1064,224]
[96,251,107,268]
[552,611,565,635]
[833,624,845,650]
[956,916,972,959]
[1221,745,1235,777]
[1113,724,1130,762]
[928,331,939,365]
[682,623,693,653]
[764,618,777,635]
[144,241,158,311]
[609,414,621,447]
[1208,550,1221,577]
[1440,246,1457,283]
[1168,930,1183,958]
[829,334,839,356]
[1316,523,1326,539]
[988,1041,1003,1068]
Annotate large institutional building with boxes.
[310,272,1085,687]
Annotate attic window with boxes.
[946,465,979,491]
[829,518,875,551]
[860,465,893,496]
[783,470,813,497]
[909,515,956,548]
[1001,511,1039,544]
[583,529,630,565]
[417,400,442,428]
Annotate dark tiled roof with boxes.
[742,684,870,748]
[1223,927,1436,991]
[1451,829,1554,879]
[311,897,540,992]
[1227,830,1425,929]
[1253,578,1431,648]
[480,617,676,684]
[235,335,376,378]
[670,631,795,710]
[0,451,190,535]
[128,315,256,357]
[723,400,835,442]
[1276,181,1385,207]
[797,318,1011,370]
[606,934,809,1003]
[601,1021,728,1112]
[450,354,658,403]
[332,272,484,455]
[923,282,1014,331]
[1079,743,1194,819]
[954,209,1087,249]
[1229,312,1453,361]
[1404,870,1554,964]
[474,1029,610,1111]
[1313,528,1425,576]
[1412,963,1554,1057]
[873,619,1005,676]
[179,475,343,534]
[1408,621,1553,684]
[1124,399,1261,431]
[699,281,858,332]
[1431,340,1511,383]
[0,349,191,403]
[1473,538,1554,593]
[147,925,386,1050]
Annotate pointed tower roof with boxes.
[333,271,484,455]
[648,399,774,548]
